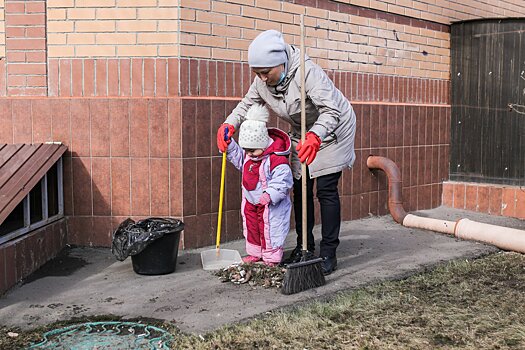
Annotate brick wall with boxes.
[326,0,525,23]
[4,0,47,96]
[47,0,178,58]
[0,1,520,251]
[0,0,5,57]
[180,0,451,79]
[0,0,4,95]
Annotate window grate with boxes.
[0,158,64,245]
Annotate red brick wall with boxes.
[0,59,5,95]
[46,57,450,102]
[47,58,179,97]
[177,58,450,103]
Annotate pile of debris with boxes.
[214,263,285,289]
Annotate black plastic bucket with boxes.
[131,228,182,275]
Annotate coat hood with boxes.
[262,128,291,157]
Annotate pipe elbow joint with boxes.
[367,155,407,223]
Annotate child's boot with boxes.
[242,255,261,263]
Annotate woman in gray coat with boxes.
[217,30,356,275]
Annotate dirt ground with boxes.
[0,207,523,339]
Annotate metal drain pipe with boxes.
[367,155,525,254]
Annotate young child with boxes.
[225,104,293,266]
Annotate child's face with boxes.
[244,148,264,157]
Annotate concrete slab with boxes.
[1,207,523,334]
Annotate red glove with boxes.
[216,124,235,152]
[259,192,271,205]
[296,132,321,165]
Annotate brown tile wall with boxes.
[0,97,185,248]
[180,98,245,248]
[181,98,450,234]
[0,218,67,295]
[0,57,451,250]
[178,55,451,235]
[442,181,525,219]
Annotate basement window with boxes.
[0,159,64,244]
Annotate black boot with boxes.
[321,256,337,275]
[282,246,314,265]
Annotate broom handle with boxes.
[216,132,228,251]
[300,14,307,254]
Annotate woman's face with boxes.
[252,65,284,86]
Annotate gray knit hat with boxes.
[239,104,270,149]
[248,30,287,68]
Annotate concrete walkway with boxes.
[1,207,523,334]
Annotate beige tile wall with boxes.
[47,0,179,58]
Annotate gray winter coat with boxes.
[225,44,356,179]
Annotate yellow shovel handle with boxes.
[216,150,227,250]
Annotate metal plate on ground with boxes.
[28,321,173,349]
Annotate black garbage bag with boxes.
[111,217,184,261]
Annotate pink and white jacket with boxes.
[226,128,293,249]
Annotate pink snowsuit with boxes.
[226,128,293,264]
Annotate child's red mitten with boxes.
[259,192,271,205]
[216,123,235,152]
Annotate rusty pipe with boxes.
[366,155,407,223]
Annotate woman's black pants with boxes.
[293,169,341,259]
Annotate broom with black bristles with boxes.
[281,14,326,295]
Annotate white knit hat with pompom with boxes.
[238,104,270,149]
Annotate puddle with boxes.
[23,248,89,284]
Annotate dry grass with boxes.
[172,252,525,349]
[2,252,524,349]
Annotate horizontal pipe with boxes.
[455,218,525,254]
[402,214,456,235]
